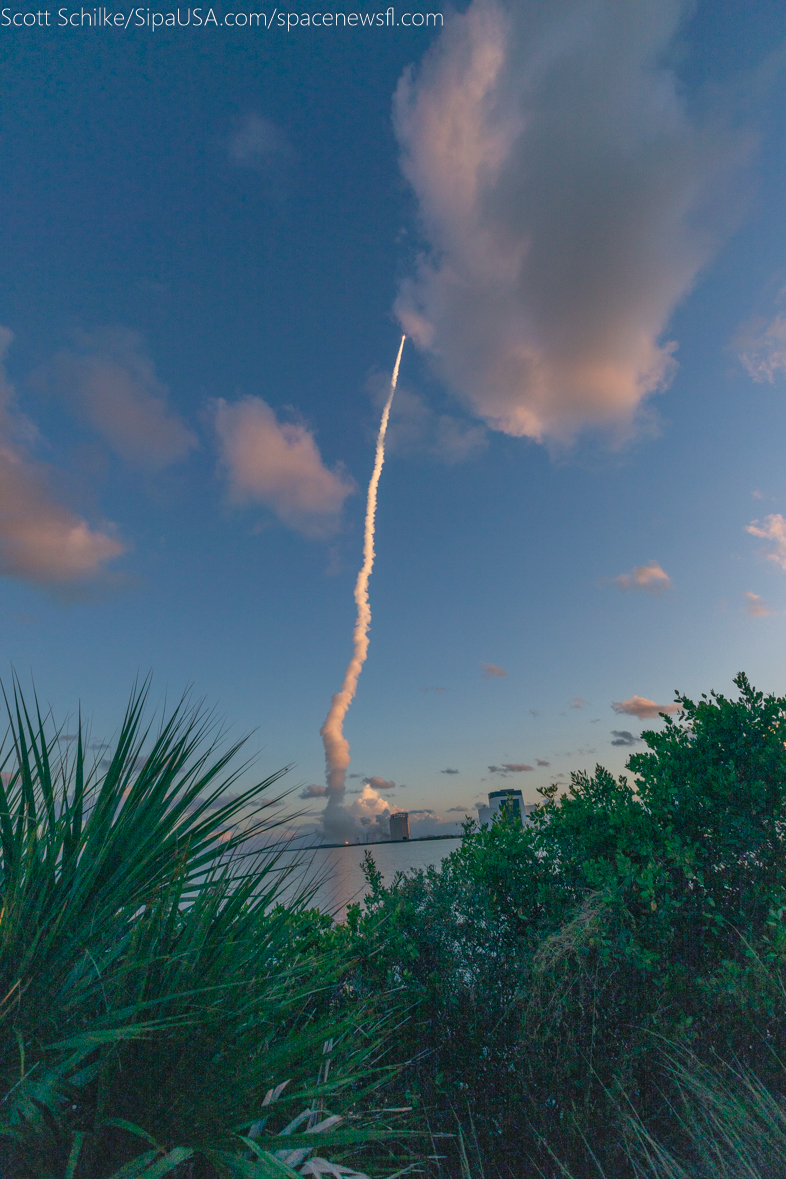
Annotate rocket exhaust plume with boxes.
[320,335,406,828]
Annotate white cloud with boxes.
[43,329,197,469]
[747,514,786,570]
[347,784,393,830]
[737,315,786,384]
[0,329,124,586]
[394,0,747,445]
[742,591,775,617]
[215,397,355,538]
[611,561,672,593]
[612,695,679,719]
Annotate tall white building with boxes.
[477,789,538,828]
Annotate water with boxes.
[275,838,463,921]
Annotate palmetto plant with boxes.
[0,679,410,1179]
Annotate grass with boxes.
[620,1049,786,1179]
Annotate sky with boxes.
[2,0,786,840]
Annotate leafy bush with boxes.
[336,674,786,1177]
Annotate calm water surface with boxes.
[275,839,462,921]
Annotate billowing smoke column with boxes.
[319,335,406,840]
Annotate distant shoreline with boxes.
[293,834,463,851]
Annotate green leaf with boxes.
[106,1147,194,1179]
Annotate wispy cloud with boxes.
[742,591,775,617]
[0,328,124,587]
[746,514,786,570]
[611,730,642,746]
[42,328,197,469]
[535,758,549,767]
[482,663,507,679]
[488,762,533,774]
[229,113,295,172]
[737,315,786,384]
[215,396,355,538]
[612,695,679,719]
[570,697,585,710]
[441,767,459,774]
[394,0,748,445]
[447,805,470,812]
[610,562,671,594]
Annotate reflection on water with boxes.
[273,839,463,922]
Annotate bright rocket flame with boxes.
[320,335,406,808]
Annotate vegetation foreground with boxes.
[2,673,786,1177]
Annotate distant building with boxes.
[389,812,410,841]
[477,790,538,828]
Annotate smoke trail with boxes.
[320,335,406,828]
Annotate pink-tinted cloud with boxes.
[612,695,679,719]
[44,329,197,469]
[570,697,585,709]
[0,329,124,587]
[0,458,124,585]
[394,0,747,445]
[482,662,507,679]
[742,591,775,618]
[215,396,355,538]
[611,562,672,593]
[747,514,786,571]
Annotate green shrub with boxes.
[337,674,786,1177]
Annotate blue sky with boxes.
[2,0,786,838]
